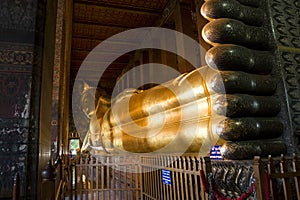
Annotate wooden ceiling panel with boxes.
[71,50,132,63]
[73,3,160,28]
[72,38,140,54]
[70,0,171,93]
[70,71,124,82]
[72,23,127,40]
[74,0,168,12]
[72,38,103,51]
[71,60,127,70]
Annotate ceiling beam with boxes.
[71,54,131,64]
[72,23,128,40]
[71,59,127,67]
[70,71,122,78]
[72,22,127,35]
[71,34,118,41]
[72,22,128,30]
[70,71,121,79]
[73,0,162,16]
[72,37,137,45]
[71,61,127,68]
[71,49,134,58]
[71,40,137,50]
[73,20,134,29]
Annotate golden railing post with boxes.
[253,156,267,200]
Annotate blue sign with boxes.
[210,145,223,160]
[162,169,171,185]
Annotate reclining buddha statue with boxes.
[81,64,285,159]
[79,0,289,159]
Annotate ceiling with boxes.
[70,0,198,94]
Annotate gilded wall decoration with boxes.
[270,0,300,150]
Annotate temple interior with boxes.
[0,0,300,199]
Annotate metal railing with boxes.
[62,154,141,200]
[253,154,300,200]
[61,154,204,200]
[140,154,202,200]
[60,154,258,200]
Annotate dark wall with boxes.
[0,0,48,199]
